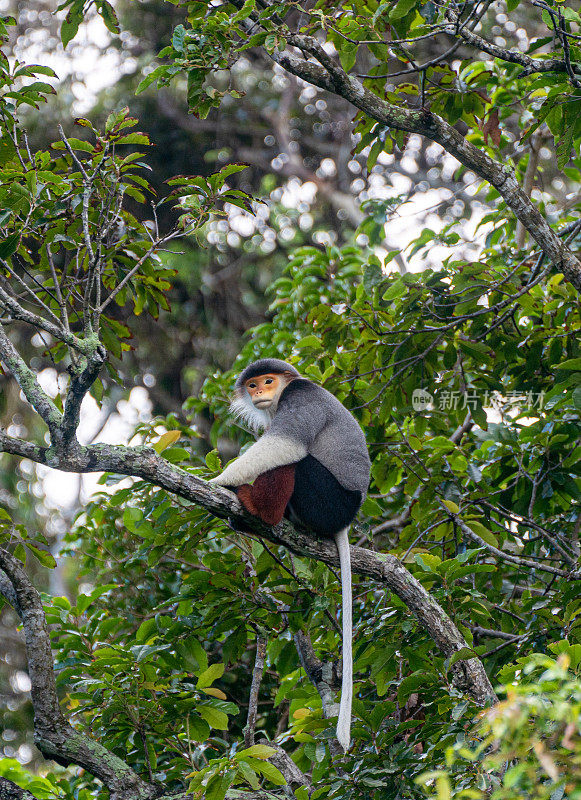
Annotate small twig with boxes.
[260,538,342,635]
[560,9,581,88]
[243,636,267,747]
[516,132,541,249]
[482,636,524,657]
[58,124,88,180]
[1,261,61,325]
[138,725,155,783]
[45,245,71,333]
[97,232,180,314]
[472,626,525,641]
[452,511,579,579]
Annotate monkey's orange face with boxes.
[244,374,283,408]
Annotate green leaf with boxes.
[61,2,83,47]
[236,744,277,761]
[467,520,499,549]
[253,760,286,786]
[559,358,581,371]
[188,713,211,741]
[390,0,417,20]
[76,584,118,614]
[27,544,56,569]
[198,705,229,730]
[197,662,225,688]
[415,553,442,573]
[136,66,169,95]
[60,137,94,152]
[153,430,181,453]
[237,761,259,790]
[458,340,490,358]
[443,343,457,369]
[205,773,233,800]
[135,618,157,643]
[98,0,120,33]
[382,279,405,301]
[115,133,150,145]
[0,139,17,166]
[232,0,255,22]
[0,233,19,258]
[205,450,221,471]
[183,637,208,672]
[397,671,437,702]
[448,647,477,667]
[295,335,321,350]
[338,42,358,72]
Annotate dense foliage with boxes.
[0,1,580,799]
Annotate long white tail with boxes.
[334,527,352,752]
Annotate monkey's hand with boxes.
[208,474,229,486]
[208,436,306,487]
[208,461,252,487]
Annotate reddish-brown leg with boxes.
[237,464,296,525]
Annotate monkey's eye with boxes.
[265,378,273,384]
[248,382,256,389]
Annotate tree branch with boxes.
[0,325,62,435]
[0,278,100,356]
[0,546,157,800]
[456,516,576,578]
[60,346,107,448]
[444,8,571,77]
[243,636,268,747]
[0,438,496,705]
[98,233,181,315]
[0,430,47,462]
[0,778,38,800]
[293,630,340,720]
[264,35,581,290]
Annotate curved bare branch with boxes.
[244,25,581,290]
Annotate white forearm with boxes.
[209,435,307,486]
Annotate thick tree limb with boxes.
[0,430,47,461]
[0,315,496,708]
[0,778,38,800]
[0,438,496,705]
[264,35,581,290]
[0,546,157,800]
[60,346,107,447]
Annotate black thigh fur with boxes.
[287,454,362,536]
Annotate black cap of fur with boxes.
[235,359,300,389]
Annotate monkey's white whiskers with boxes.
[335,526,352,752]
